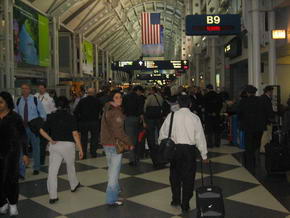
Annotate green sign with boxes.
[83,40,94,75]
[14,0,51,67]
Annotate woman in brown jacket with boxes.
[100,90,133,206]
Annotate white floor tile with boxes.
[210,154,242,166]
[227,185,289,213]
[59,169,129,186]
[215,167,260,184]
[31,187,106,215]
[208,145,243,154]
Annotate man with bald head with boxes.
[74,87,101,159]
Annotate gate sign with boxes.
[186,14,241,36]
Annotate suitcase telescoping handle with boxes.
[200,159,213,187]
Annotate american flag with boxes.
[141,13,161,44]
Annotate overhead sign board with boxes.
[186,14,241,36]
[136,73,176,81]
[112,60,189,71]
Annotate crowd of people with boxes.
[0,82,290,216]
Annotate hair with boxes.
[177,94,191,108]
[206,84,214,90]
[152,87,158,93]
[0,91,15,110]
[263,85,274,93]
[55,96,69,110]
[38,83,47,88]
[109,90,122,101]
[133,85,144,93]
[21,83,31,89]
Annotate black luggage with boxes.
[196,160,225,218]
[265,123,290,174]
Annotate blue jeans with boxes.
[25,128,40,171]
[104,146,122,204]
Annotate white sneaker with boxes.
[0,203,8,214]
[9,204,18,216]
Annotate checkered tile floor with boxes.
[5,143,290,218]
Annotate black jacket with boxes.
[238,96,267,132]
[0,111,28,156]
[203,91,223,115]
[260,94,274,124]
[74,96,101,123]
[123,92,144,117]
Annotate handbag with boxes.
[145,95,163,119]
[115,139,131,154]
[158,112,176,163]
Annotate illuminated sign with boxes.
[272,30,287,39]
[112,60,189,71]
[224,37,242,58]
[186,14,241,36]
[136,73,176,81]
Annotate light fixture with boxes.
[272,29,287,39]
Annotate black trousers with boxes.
[170,144,197,209]
[244,131,263,174]
[79,121,99,158]
[40,136,48,165]
[205,115,221,148]
[0,150,20,206]
[146,119,161,165]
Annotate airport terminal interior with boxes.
[0,0,290,217]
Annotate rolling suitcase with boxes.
[265,125,290,175]
[196,160,225,218]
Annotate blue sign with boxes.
[186,14,241,36]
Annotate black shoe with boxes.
[33,170,39,175]
[170,201,180,207]
[181,205,190,213]
[49,198,59,204]
[91,154,97,158]
[128,161,137,166]
[71,183,81,192]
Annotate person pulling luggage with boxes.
[159,93,208,213]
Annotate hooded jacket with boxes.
[100,102,132,147]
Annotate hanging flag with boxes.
[142,12,161,45]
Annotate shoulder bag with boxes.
[158,112,176,163]
[145,95,163,119]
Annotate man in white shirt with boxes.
[159,93,208,213]
[35,83,56,165]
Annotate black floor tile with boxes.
[207,151,228,158]
[196,162,240,174]
[66,200,173,218]
[89,177,169,198]
[120,162,167,176]
[40,162,97,176]
[180,199,290,218]
[1,199,61,218]
[19,178,71,198]
[195,176,259,198]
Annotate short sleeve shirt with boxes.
[44,110,77,142]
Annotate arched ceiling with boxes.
[28,0,186,60]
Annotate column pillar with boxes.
[95,44,99,78]
[51,17,60,87]
[4,0,14,89]
[268,9,276,85]
[72,33,78,80]
[102,50,105,81]
[210,38,216,88]
[106,52,110,82]
[195,54,200,86]
[220,38,225,88]
[252,0,261,91]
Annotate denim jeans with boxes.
[25,128,40,171]
[104,146,122,204]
